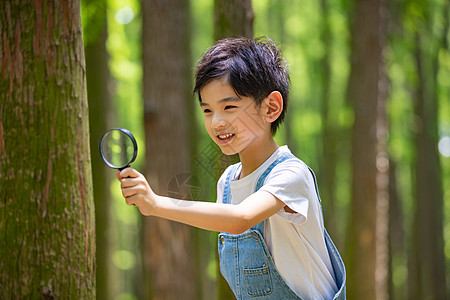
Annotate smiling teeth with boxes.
[218,133,234,139]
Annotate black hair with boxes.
[193,36,290,135]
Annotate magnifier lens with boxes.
[100,129,137,169]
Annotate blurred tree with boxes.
[82,0,113,299]
[141,0,196,299]
[213,1,253,299]
[345,0,389,299]
[387,160,405,299]
[0,0,95,298]
[318,0,339,243]
[407,1,448,298]
[214,0,253,40]
[385,1,409,299]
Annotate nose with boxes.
[211,112,228,130]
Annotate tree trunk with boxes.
[141,0,195,299]
[84,2,112,299]
[387,160,404,300]
[345,0,389,299]
[408,24,447,300]
[214,0,254,40]
[0,0,95,298]
[318,0,340,245]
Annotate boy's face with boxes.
[200,79,270,156]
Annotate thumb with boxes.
[115,170,121,180]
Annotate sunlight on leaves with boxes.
[115,7,134,24]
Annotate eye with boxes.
[225,105,236,110]
[203,108,212,113]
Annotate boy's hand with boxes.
[116,168,157,216]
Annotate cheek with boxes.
[236,114,266,137]
[204,118,213,135]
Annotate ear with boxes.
[263,91,283,123]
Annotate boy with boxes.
[117,37,346,299]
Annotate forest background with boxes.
[0,0,449,299]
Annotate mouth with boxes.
[216,133,235,144]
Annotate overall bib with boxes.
[218,154,346,299]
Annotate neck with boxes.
[238,137,279,179]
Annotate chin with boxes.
[219,147,239,156]
[222,150,239,156]
[217,144,241,156]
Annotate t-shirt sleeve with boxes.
[258,159,315,224]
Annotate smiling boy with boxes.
[117,37,345,299]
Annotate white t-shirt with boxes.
[216,146,338,300]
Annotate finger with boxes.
[115,170,121,180]
[120,177,138,188]
[121,186,138,198]
[120,167,140,179]
[124,194,138,206]
[125,196,136,206]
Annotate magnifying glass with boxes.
[99,128,138,170]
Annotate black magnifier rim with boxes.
[99,128,138,170]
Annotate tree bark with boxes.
[345,0,389,299]
[0,0,95,298]
[141,0,195,299]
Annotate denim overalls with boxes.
[218,153,346,299]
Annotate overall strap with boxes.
[307,167,322,204]
[255,153,295,190]
[222,164,240,205]
[305,165,347,296]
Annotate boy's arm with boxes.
[117,168,286,234]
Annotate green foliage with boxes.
[81,0,107,46]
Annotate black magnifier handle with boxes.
[118,165,133,180]
[118,165,130,171]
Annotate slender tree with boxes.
[408,2,448,298]
[83,1,113,299]
[214,0,254,40]
[345,0,389,299]
[387,160,405,300]
[318,0,340,244]
[141,0,195,299]
[0,0,95,298]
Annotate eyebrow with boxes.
[200,96,242,107]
